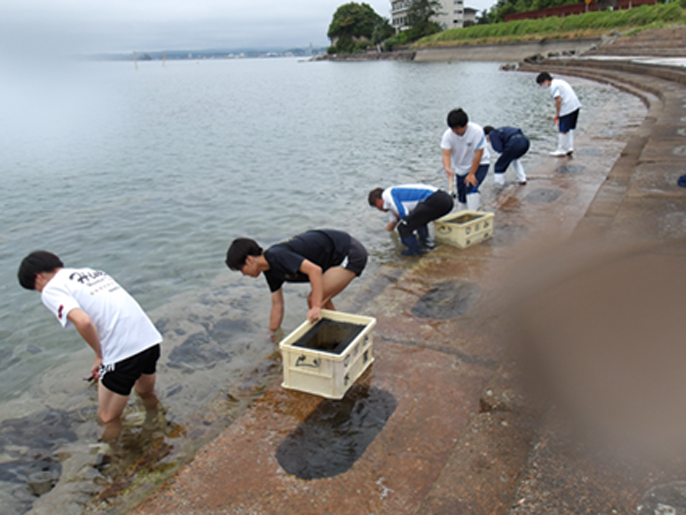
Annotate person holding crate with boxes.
[368,183,453,256]
[441,107,490,212]
[225,229,367,340]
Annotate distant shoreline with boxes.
[311,36,602,63]
[86,47,327,61]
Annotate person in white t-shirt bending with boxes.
[536,71,581,157]
[18,251,163,441]
[441,108,491,212]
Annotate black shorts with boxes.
[340,237,367,276]
[559,109,579,132]
[398,189,454,237]
[100,344,160,396]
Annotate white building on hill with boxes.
[391,0,479,32]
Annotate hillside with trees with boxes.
[326,0,444,54]
[327,2,394,53]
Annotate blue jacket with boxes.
[488,127,525,153]
[384,184,437,219]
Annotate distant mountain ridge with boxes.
[89,47,328,61]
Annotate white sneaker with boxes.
[551,133,569,157]
[466,192,481,211]
[513,160,527,183]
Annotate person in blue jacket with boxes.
[484,126,530,186]
[368,183,453,256]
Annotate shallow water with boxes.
[0,56,640,513]
[293,319,365,354]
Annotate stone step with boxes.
[587,27,686,56]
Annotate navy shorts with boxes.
[454,164,489,204]
[559,109,579,133]
[100,344,160,396]
[340,237,368,277]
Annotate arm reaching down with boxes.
[67,308,103,380]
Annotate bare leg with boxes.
[97,383,129,442]
[307,267,355,311]
[321,267,356,309]
[134,373,158,410]
[134,373,160,428]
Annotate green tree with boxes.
[327,2,393,53]
[406,0,443,37]
[372,17,396,44]
[476,8,493,24]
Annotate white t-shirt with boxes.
[41,268,162,367]
[550,78,581,117]
[441,122,490,176]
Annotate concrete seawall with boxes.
[413,37,601,62]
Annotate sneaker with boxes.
[400,235,425,256]
[550,149,567,157]
[566,150,574,157]
[401,246,425,256]
[420,239,436,250]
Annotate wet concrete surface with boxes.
[411,280,481,319]
[275,385,397,480]
[129,341,495,514]
[77,52,686,514]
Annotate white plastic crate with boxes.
[279,309,376,400]
[434,210,494,248]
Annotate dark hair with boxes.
[368,187,384,207]
[18,251,64,290]
[447,108,468,129]
[225,238,263,270]
[483,125,494,135]
[536,72,552,84]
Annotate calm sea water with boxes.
[0,57,629,513]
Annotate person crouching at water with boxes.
[225,229,367,341]
[368,183,453,256]
[17,251,162,442]
[483,125,530,186]
[441,108,491,211]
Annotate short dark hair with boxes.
[18,251,64,290]
[483,125,494,135]
[368,188,384,207]
[447,108,468,129]
[225,238,263,271]
[536,72,552,84]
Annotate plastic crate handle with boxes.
[295,355,320,368]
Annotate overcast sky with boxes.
[1,0,497,54]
